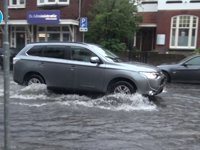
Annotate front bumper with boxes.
[146,72,166,96]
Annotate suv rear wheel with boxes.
[25,74,45,86]
[108,81,136,94]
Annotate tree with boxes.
[85,0,141,52]
[194,48,200,54]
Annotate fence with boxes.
[116,51,186,65]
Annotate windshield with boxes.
[88,44,122,62]
[178,55,195,64]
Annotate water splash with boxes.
[10,84,157,111]
[12,102,48,107]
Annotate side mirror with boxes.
[90,56,101,64]
[182,63,188,67]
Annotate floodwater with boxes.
[0,72,200,150]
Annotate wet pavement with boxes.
[0,71,200,150]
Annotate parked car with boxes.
[0,48,20,69]
[157,54,200,83]
[13,42,166,96]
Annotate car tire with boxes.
[25,74,45,86]
[108,81,136,94]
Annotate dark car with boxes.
[157,54,200,83]
[0,48,20,69]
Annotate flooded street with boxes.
[0,72,200,150]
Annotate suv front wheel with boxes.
[108,81,136,94]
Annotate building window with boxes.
[170,15,198,49]
[141,0,158,4]
[37,0,69,6]
[131,0,158,4]
[9,0,25,8]
[37,25,70,42]
[190,0,200,3]
[166,0,182,4]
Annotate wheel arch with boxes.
[161,70,171,83]
[23,71,46,85]
[107,77,137,92]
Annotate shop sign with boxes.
[27,10,60,24]
[0,10,3,24]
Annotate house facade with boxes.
[136,0,200,53]
[0,0,92,49]
[1,0,200,54]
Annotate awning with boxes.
[0,19,79,25]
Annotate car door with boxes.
[69,45,106,92]
[39,45,75,89]
[172,56,200,83]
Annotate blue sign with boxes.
[27,10,60,24]
[79,17,88,32]
[0,10,3,24]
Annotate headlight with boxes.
[140,72,159,79]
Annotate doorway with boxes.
[136,27,156,51]
[16,32,25,50]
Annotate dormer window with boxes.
[37,0,70,7]
[9,0,26,8]
[166,0,182,3]
[131,0,158,4]
[190,0,200,3]
[141,0,157,4]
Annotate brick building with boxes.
[0,0,92,49]
[136,0,200,53]
[1,0,200,54]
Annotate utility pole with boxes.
[3,0,10,149]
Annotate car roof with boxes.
[27,42,90,47]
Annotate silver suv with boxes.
[13,43,165,96]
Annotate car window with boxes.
[185,56,200,65]
[70,46,95,62]
[43,45,65,59]
[27,46,43,56]
[89,44,122,62]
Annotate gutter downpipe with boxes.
[77,0,82,20]
[70,0,82,42]
[77,0,82,42]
